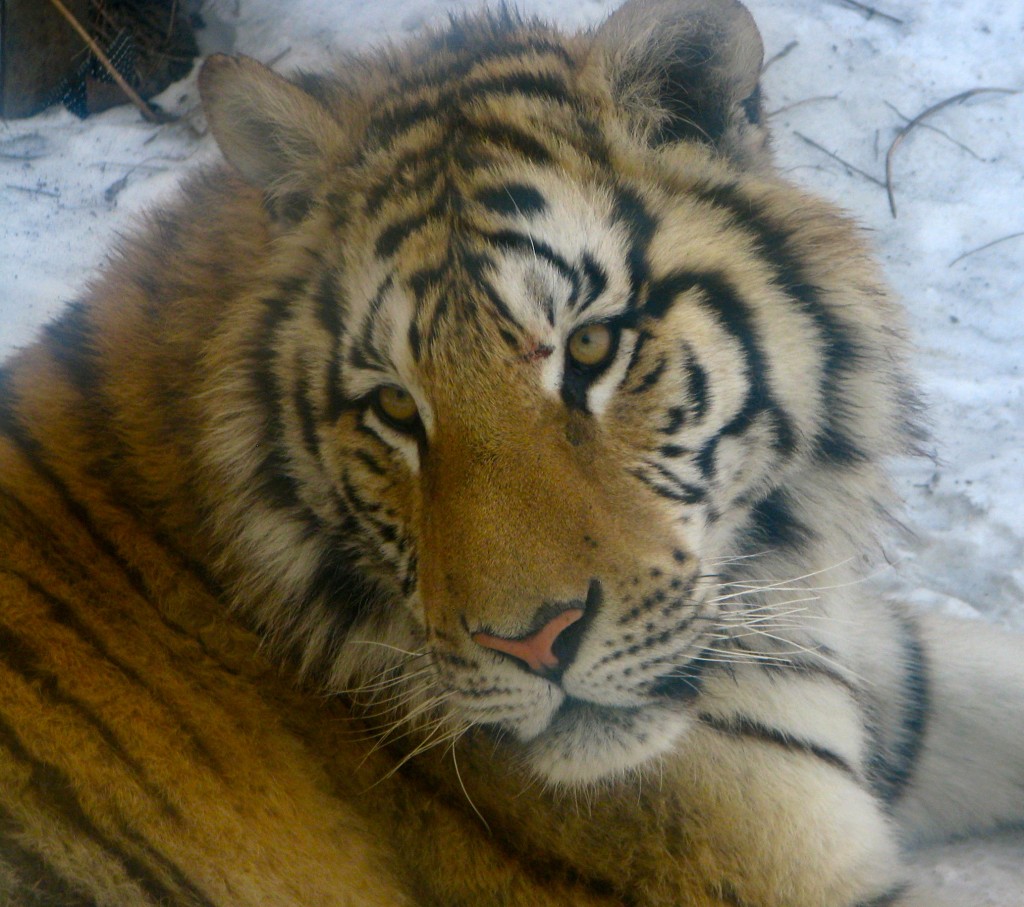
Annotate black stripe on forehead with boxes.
[474,182,547,217]
[456,118,560,168]
[397,241,524,362]
[402,245,471,360]
[576,253,609,314]
[360,110,566,246]
[362,122,556,215]
[612,186,659,306]
[464,69,571,105]
[475,271,526,339]
[374,195,448,259]
[365,128,558,263]
[367,67,572,145]
[367,9,576,119]
[347,275,394,374]
[356,31,607,188]
[363,147,436,217]
[479,227,579,293]
[399,220,620,355]
[402,244,528,359]
[480,227,587,330]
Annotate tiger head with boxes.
[194,0,912,784]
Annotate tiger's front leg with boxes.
[653,719,914,907]
[445,688,932,907]
[602,640,938,907]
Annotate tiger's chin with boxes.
[519,699,694,786]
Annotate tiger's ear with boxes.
[198,54,345,220]
[589,0,768,165]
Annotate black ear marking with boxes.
[590,0,768,163]
[646,42,730,146]
[741,83,763,127]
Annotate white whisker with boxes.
[449,731,491,834]
[346,639,429,657]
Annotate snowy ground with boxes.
[1,0,1022,902]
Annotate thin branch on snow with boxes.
[267,47,294,68]
[883,102,987,162]
[885,87,1019,217]
[769,95,839,118]
[949,232,1024,267]
[837,0,904,26]
[762,40,799,73]
[793,132,886,188]
[5,185,60,198]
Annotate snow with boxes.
[1,0,1022,901]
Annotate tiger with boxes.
[1,0,1022,904]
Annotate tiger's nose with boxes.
[472,608,585,677]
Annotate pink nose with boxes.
[472,609,585,674]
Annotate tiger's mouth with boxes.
[420,572,718,782]
[520,692,702,784]
[548,697,644,737]
[480,650,713,784]
[553,654,708,719]
[536,652,709,736]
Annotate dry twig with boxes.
[45,0,176,124]
[763,41,798,74]
[5,184,60,198]
[949,232,1024,267]
[769,95,839,119]
[883,101,986,162]
[793,132,886,188]
[885,87,1018,217]
[0,134,48,161]
[267,47,294,69]
[838,0,904,26]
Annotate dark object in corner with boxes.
[0,0,89,118]
[0,0,199,120]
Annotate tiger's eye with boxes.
[375,385,419,427]
[567,323,615,368]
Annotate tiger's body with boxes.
[1,1,1022,904]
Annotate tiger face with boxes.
[327,180,823,784]
[197,1,909,784]
[342,187,731,783]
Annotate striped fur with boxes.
[1,1,1022,904]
